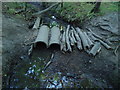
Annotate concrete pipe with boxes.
[49,26,60,49]
[34,25,50,48]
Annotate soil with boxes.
[2,14,36,72]
[2,10,119,88]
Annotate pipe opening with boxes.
[34,42,47,49]
[49,43,60,50]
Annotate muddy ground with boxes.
[2,13,38,73]
[2,10,119,89]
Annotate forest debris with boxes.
[71,29,77,43]
[62,30,67,52]
[66,25,72,52]
[89,42,101,56]
[99,40,111,49]
[28,45,33,56]
[87,32,97,42]
[87,28,111,45]
[42,53,54,72]
[99,25,117,35]
[87,28,103,40]
[76,27,89,50]
[33,3,60,16]
[69,30,74,46]
[107,36,120,42]
[72,27,82,50]
[83,32,94,48]
[114,44,120,56]
[60,33,64,51]
[14,9,26,14]
[32,17,41,30]
[87,31,111,49]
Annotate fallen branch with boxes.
[87,28,103,40]
[99,40,112,49]
[87,31,111,49]
[62,30,67,52]
[28,45,33,56]
[76,27,89,50]
[89,42,101,56]
[42,53,54,72]
[14,9,25,14]
[71,29,77,43]
[66,25,72,52]
[32,17,41,30]
[87,32,97,42]
[114,44,120,56]
[33,3,60,16]
[99,25,118,35]
[69,30,74,46]
[72,27,82,50]
[87,28,111,45]
[60,33,64,51]
[83,32,94,48]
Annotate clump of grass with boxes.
[2,2,37,19]
[55,2,118,24]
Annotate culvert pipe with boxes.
[49,26,60,48]
[34,25,50,48]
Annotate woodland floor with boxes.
[2,11,119,88]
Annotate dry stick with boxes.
[71,29,77,43]
[87,32,97,42]
[114,44,120,56]
[33,3,60,16]
[89,42,101,56]
[60,33,64,51]
[72,27,82,50]
[87,28,102,40]
[66,25,72,52]
[99,25,118,35]
[62,30,67,52]
[99,40,112,49]
[42,53,54,72]
[76,27,89,50]
[69,30,74,46]
[14,9,26,14]
[28,45,33,56]
[87,32,111,49]
[87,28,112,45]
[83,32,94,48]
[32,17,41,30]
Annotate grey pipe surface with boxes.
[34,25,50,47]
[49,26,60,47]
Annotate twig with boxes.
[87,28,112,45]
[89,42,101,56]
[72,27,82,50]
[42,53,54,72]
[33,3,60,16]
[32,17,41,30]
[114,45,120,56]
[66,25,72,52]
[76,27,89,50]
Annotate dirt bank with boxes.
[2,14,36,72]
